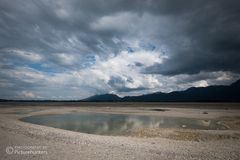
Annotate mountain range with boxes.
[83,79,240,102]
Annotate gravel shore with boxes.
[0,103,240,160]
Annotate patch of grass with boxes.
[218,116,240,130]
[124,128,240,142]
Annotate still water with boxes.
[21,112,226,135]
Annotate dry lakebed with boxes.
[0,102,240,160]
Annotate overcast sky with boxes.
[0,0,240,100]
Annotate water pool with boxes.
[21,112,226,135]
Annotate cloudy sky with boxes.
[0,0,240,100]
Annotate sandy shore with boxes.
[0,103,240,160]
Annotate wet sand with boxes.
[0,102,240,160]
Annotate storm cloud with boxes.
[0,0,240,99]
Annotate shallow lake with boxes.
[21,112,226,135]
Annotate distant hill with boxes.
[82,94,121,102]
[83,79,240,102]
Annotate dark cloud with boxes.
[144,0,240,75]
[0,0,240,99]
[107,76,146,93]
[134,62,144,67]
